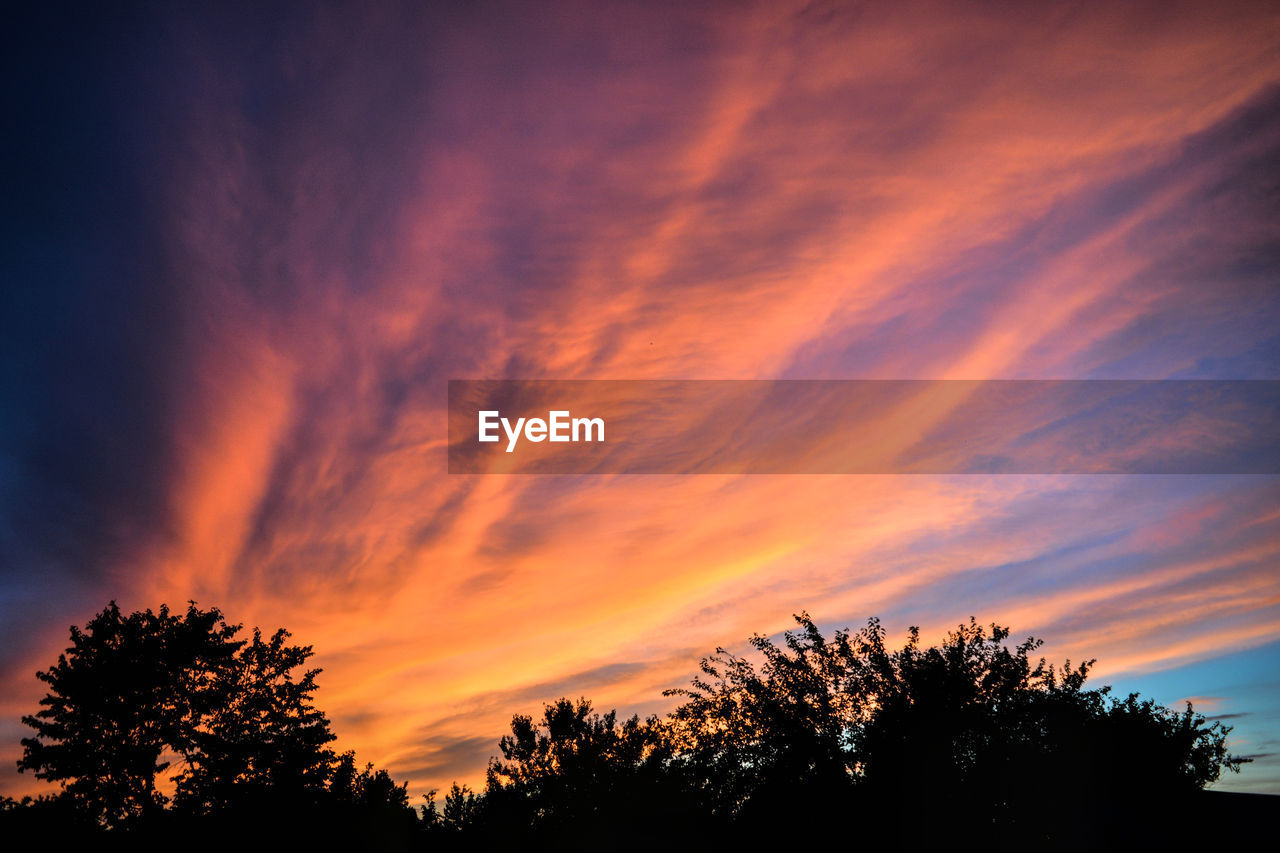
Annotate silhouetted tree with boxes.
[172,627,336,815]
[481,697,703,844]
[331,751,412,811]
[15,600,407,838]
[14,603,1260,847]
[846,616,1248,842]
[16,602,240,827]
[664,613,1249,844]
[326,751,419,846]
[664,614,860,824]
[421,781,480,835]
[0,792,105,846]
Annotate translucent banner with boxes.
[447,380,1280,474]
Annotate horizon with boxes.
[3,0,1278,803]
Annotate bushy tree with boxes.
[17,602,240,826]
[172,627,336,815]
[327,751,420,846]
[664,615,861,821]
[481,697,700,843]
[331,751,412,812]
[664,613,1248,843]
[15,601,362,829]
[848,617,1247,825]
[421,782,480,835]
[16,603,1254,846]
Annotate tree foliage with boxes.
[17,602,240,826]
[663,613,1248,842]
[10,603,1256,848]
[479,697,698,843]
[663,615,861,820]
[172,627,336,815]
[14,601,403,832]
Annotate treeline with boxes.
[2,602,1257,850]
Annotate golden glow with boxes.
[4,0,1280,801]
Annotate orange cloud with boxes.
[5,0,1280,801]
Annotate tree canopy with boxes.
[17,602,242,826]
[8,603,1261,849]
[477,697,699,844]
[15,601,411,840]
[663,614,1249,842]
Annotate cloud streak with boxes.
[3,0,1279,799]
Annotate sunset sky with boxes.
[3,0,1279,800]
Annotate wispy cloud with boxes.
[3,0,1279,799]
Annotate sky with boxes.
[2,0,1279,799]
